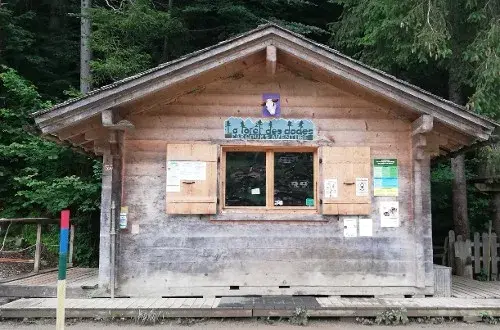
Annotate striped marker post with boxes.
[56,210,70,330]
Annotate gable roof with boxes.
[34,23,498,141]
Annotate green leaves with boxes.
[0,67,100,219]
[90,0,187,85]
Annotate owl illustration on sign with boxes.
[262,93,280,117]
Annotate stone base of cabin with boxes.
[112,285,433,298]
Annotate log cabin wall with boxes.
[117,62,433,297]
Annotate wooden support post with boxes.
[98,151,113,289]
[411,114,433,135]
[33,223,42,273]
[412,115,433,289]
[109,130,123,298]
[68,225,75,267]
[266,45,277,76]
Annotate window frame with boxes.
[220,145,319,214]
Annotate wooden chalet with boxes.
[34,24,498,297]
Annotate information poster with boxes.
[343,218,358,238]
[324,179,338,199]
[373,159,398,196]
[166,160,206,192]
[380,201,400,227]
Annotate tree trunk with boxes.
[451,154,469,237]
[80,0,92,94]
[448,57,470,237]
[493,193,500,235]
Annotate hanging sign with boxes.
[373,159,398,196]
[224,117,315,140]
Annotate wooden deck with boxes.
[1,296,500,319]
[452,276,500,298]
[0,268,97,298]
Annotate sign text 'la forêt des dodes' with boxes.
[224,117,315,140]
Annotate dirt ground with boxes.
[0,319,497,329]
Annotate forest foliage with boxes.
[0,0,498,265]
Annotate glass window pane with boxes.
[274,152,314,207]
[225,152,266,206]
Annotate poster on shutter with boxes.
[380,201,400,227]
[166,160,181,192]
[359,218,373,237]
[343,218,358,237]
[356,178,369,197]
[178,161,206,181]
[324,179,338,198]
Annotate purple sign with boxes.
[262,93,280,117]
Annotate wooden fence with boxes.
[439,230,499,280]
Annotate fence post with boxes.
[491,233,498,280]
[68,225,75,268]
[56,210,70,330]
[33,223,42,273]
[474,232,480,274]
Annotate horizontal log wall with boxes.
[117,63,432,297]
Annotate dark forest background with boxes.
[0,0,498,266]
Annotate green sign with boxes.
[224,117,315,140]
[373,159,398,196]
[306,198,315,207]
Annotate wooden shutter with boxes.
[321,146,371,215]
[166,143,218,214]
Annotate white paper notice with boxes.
[166,160,207,193]
[166,185,180,192]
[251,188,261,195]
[359,218,373,237]
[344,218,358,238]
[380,201,400,227]
[131,223,140,235]
[178,161,206,181]
[324,179,338,198]
[166,160,181,192]
[356,178,369,197]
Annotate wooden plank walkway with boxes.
[452,276,500,299]
[2,297,500,318]
[0,268,97,298]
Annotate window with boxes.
[222,147,317,211]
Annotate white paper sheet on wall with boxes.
[166,161,181,186]
[324,179,338,198]
[131,223,140,235]
[380,201,400,227]
[359,218,373,237]
[178,161,206,181]
[356,178,369,197]
[343,218,358,237]
[166,160,207,193]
